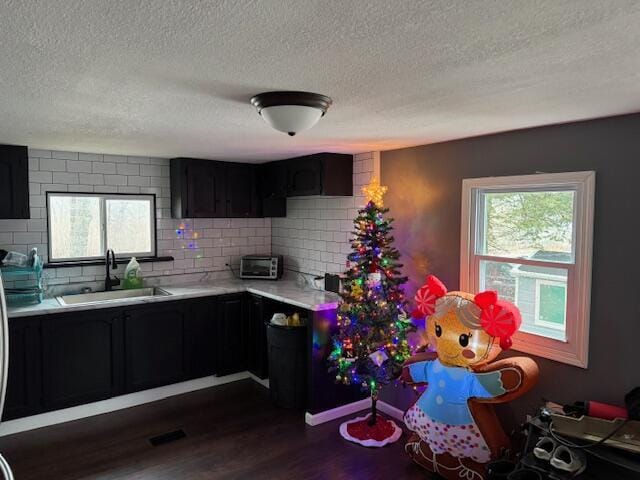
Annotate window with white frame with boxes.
[47,193,156,262]
[460,171,595,368]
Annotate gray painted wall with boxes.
[379,113,640,424]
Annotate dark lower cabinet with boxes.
[216,294,247,376]
[184,298,217,380]
[247,294,269,379]
[3,317,41,421]
[124,303,186,393]
[41,310,124,411]
[4,293,273,420]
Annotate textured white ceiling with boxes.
[1,0,639,162]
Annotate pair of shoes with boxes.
[533,437,587,475]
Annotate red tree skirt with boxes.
[339,413,403,447]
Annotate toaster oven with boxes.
[240,255,283,280]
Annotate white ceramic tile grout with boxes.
[271,152,379,276]
[0,150,378,288]
[0,149,271,288]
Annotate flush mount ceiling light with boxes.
[250,91,332,136]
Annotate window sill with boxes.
[510,330,588,369]
[44,256,174,269]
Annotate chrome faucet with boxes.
[105,249,120,291]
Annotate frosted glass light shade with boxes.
[250,91,332,136]
[260,105,324,136]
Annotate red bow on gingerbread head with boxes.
[411,275,447,319]
[474,290,521,350]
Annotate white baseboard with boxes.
[305,399,405,426]
[0,371,267,437]
[377,400,405,421]
[0,371,407,436]
[247,373,270,389]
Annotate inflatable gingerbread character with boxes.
[402,275,539,480]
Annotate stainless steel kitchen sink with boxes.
[56,287,171,306]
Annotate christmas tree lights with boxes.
[329,178,415,434]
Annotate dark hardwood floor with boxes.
[0,380,431,479]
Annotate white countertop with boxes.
[7,280,341,319]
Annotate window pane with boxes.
[106,198,153,255]
[479,190,574,261]
[538,282,566,327]
[49,195,103,260]
[479,260,567,341]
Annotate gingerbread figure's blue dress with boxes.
[404,358,505,462]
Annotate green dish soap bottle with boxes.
[123,257,143,289]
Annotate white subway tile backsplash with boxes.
[213,219,231,229]
[29,195,45,208]
[51,151,79,160]
[28,148,51,158]
[0,233,13,244]
[93,185,116,193]
[103,154,128,163]
[30,171,53,183]
[150,176,169,187]
[127,156,150,165]
[140,164,162,177]
[92,162,117,174]
[56,267,83,278]
[26,219,45,232]
[52,172,79,184]
[79,173,105,185]
[13,232,41,244]
[127,175,151,187]
[41,184,68,193]
[104,174,128,186]
[116,163,140,176]
[1,148,375,285]
[78,152,104,162]
[271,152,376,276]
[117,186,141,194]
[66,160,93,173]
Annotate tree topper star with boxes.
[362,177,388,207]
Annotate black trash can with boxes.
[266,323,307,409]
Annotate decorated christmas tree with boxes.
[329,177,414,446]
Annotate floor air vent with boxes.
[148,429,187,446]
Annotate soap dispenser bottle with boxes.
[123,257,143,289]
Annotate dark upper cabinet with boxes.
[171,158,226,218]
[286,153,353,197]
[41,310,124,411]
[171,158,258,218]
[3,316,42,421]
[124,302,186,393]
[286,154,322,196]
[184,298,217,380]
[226,163,259,217]
[247,294,269,379]
[258,162,287,217]
[171,152,352,218]
[0,144,30,219]
[216,294,248,376]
